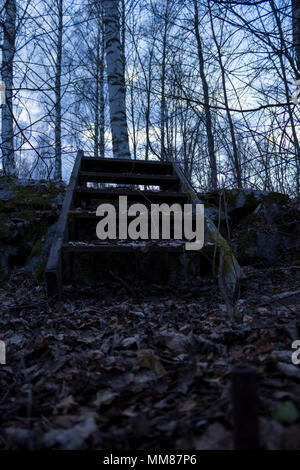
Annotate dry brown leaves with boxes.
[0,263,300,450]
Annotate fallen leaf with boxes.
[122,337,138,348]
[54,395,77,415]
[138,349,167,377]
[43,417,97,450]
[94,390,119,407]
[272,401,298,424]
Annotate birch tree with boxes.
[103,0,131,159]
[193,0,217,189]
[1,0,16,175]
[54,0,63,180]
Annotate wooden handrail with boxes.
[173,162,243,319]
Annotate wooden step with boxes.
[46,151,194,298]
[68,211,198,220]
[68,211,197,242]
[63,240,185,253]
[75,188,188,205]
[80,157,173,175]
[78,171,179,189]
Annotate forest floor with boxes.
[1,262,300,450]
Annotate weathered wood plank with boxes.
[63,241,185,253]
[78,171,179,187]
[45,149,83,298]
[81,157,173,175]
[75,188,188,205]
[173,162,243,318]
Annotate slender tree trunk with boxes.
[161,40,167,160]
[1,0,16,175]
[271,0,300,194]
[103,0,131,159]
[208,1,242,188]
[193,0,218,189]
[94,24,101,158]
[99,6,105,159]
[160,4,168,160]
[130,82,137,159]
[121,0,126,86]
[54,0,63,180]
[293,0,300,76]
[145,42,155,161]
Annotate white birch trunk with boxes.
[1,0,16,175]
[103,0,131,159]
[54,0,63,181]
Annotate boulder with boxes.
[25,222,57,279]
[197,188,300,267]
[235,195,299,265]
[0,177,65,280]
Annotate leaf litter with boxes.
[0,262,300,449]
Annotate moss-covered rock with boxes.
[173,165,243,319]
[199,189,289,220]
[0,177,64,280]
[234,192,299,265]
[25,223,57,279]
[197,188,298,267]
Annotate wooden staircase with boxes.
[45,150,196,298]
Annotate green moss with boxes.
[12,187,48,208]
[8,181,64,209]
[0,179,64,281]
[29,239,43,259]
[269,287,300,295]
[210,230,233,275]
[36,260,46,281]
[187,189,197,200]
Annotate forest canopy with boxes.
[0,0,300,194]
